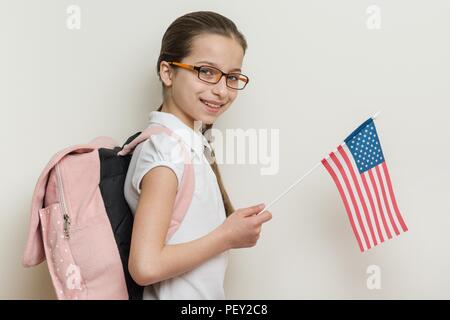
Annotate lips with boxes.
[200,98,225,108]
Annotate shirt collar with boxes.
[147,110,212,158]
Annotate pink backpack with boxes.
[22,125,195,299]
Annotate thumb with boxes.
[239,203,265,217]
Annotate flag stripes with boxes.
[322,144,407,252]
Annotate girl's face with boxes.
[160,33,245,128]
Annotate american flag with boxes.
[321,118,408,252]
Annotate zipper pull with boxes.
[63,214,71,239]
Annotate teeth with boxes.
[201,99,221,108]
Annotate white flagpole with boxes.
[256,110,382,215]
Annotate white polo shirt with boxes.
[124,110,228,300]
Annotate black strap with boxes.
[121,132,142,149]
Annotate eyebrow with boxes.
[195,60,242,72]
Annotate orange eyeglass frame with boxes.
[167,61,249,90]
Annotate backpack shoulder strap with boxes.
[118,126,195,242]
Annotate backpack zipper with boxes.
[55,163,71,239]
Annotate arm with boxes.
[128,166,230,286]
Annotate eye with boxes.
[199,67,215,76]
[228,74,239,81]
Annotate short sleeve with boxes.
[132,133,186,194]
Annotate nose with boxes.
[212,75,228,97]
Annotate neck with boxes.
[160,101,197,131]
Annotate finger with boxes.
[255,211,272,224]
[240,203,265,217]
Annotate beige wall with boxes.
[1,0,449,299]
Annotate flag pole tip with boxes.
[372,110,382,119]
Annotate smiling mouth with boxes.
[200,99,224,108]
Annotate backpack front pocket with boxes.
[67,210,128,299]
[39,203,87,300]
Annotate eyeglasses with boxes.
[167,61,249,90]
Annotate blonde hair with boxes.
[205,128,235,216]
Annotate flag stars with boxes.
[345,123,385,173]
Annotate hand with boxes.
[218,203,272,249]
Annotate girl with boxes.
[124,11,272,300]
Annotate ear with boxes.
[159,61,174,87]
